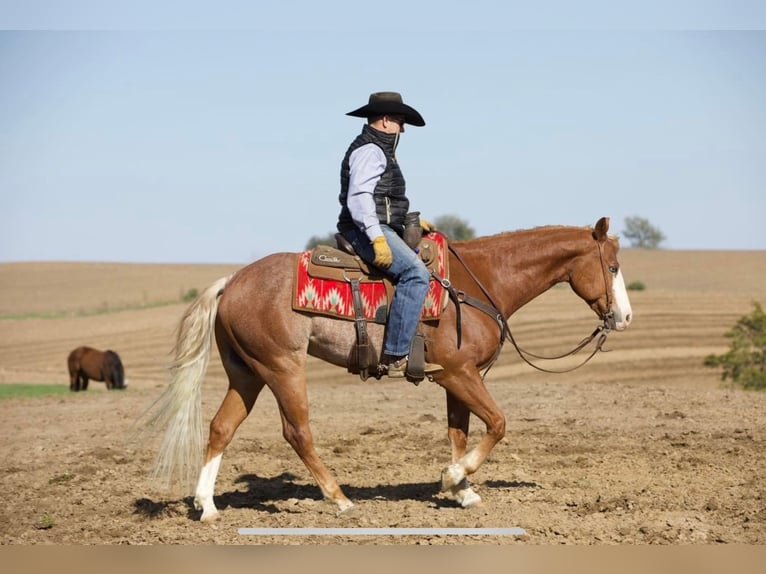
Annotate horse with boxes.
[144,216,632,522]
[67,346,125,391]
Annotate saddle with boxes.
[292,231,450,380]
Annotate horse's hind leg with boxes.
[194,351,265,522]
[270,372,354,514]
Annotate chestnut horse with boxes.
[144,217,632,521]
[67,346,125,391]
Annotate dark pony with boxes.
[67,346,125,391]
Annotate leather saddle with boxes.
[308,233,440,281]
[293,232,449,381]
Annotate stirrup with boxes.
[380,358,443,385]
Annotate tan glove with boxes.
[420,218,436,233]
[372,236,393,268]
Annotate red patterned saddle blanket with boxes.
[292,232,450,322]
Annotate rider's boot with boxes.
[382,354,443,379]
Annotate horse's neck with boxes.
[454,227,588,317]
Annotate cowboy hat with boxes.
[346,91,425,127]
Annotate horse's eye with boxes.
[608,265,618,274]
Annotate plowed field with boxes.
[1,249,765,545]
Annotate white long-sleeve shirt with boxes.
[346,143,387,241]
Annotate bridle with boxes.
[596,239,618,332]
[433,238,617,378]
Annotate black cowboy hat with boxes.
[346,91,425,127]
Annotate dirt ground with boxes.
[1,250,765,545]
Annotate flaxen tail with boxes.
[142,274,232,491]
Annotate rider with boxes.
[337,91,443,379]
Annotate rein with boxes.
[434,240,614,378]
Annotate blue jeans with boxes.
[342,225,430,357]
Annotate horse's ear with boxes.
[593,217,610,241]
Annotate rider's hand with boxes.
[372,236,393,268]
[420,218,436,233]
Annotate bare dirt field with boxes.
[1,249,765,546]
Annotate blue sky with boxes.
[1,2,765,263]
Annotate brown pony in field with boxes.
[144,217,633,521]
[67,346,125,391]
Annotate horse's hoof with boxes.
[459,489,483,508]
[336,500,356,516]
[440,463,465,491]
[200,509,221,523]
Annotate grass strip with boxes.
[0,299,180,321]
[0,384,71,399]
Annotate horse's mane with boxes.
[450,224,619,247]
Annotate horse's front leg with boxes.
[444,389,482,508]
[438,367,506,508]
[446,390,470,461]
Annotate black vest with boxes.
[337,125,409,234]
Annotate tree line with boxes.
[306,215,666,250]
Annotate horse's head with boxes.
[569,217,633,331]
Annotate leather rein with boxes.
[432,240,616,379]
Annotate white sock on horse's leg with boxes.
[194,453,222,522]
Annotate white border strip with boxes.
[238,527,525,536]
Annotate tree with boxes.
[433,214,476,240]
[704,302,766,390]
[622,216,666,249]
[305,232,337,250]
[305,214,476,249]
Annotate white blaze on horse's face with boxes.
[610,269,632,330]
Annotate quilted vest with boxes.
[337,124,410,234]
